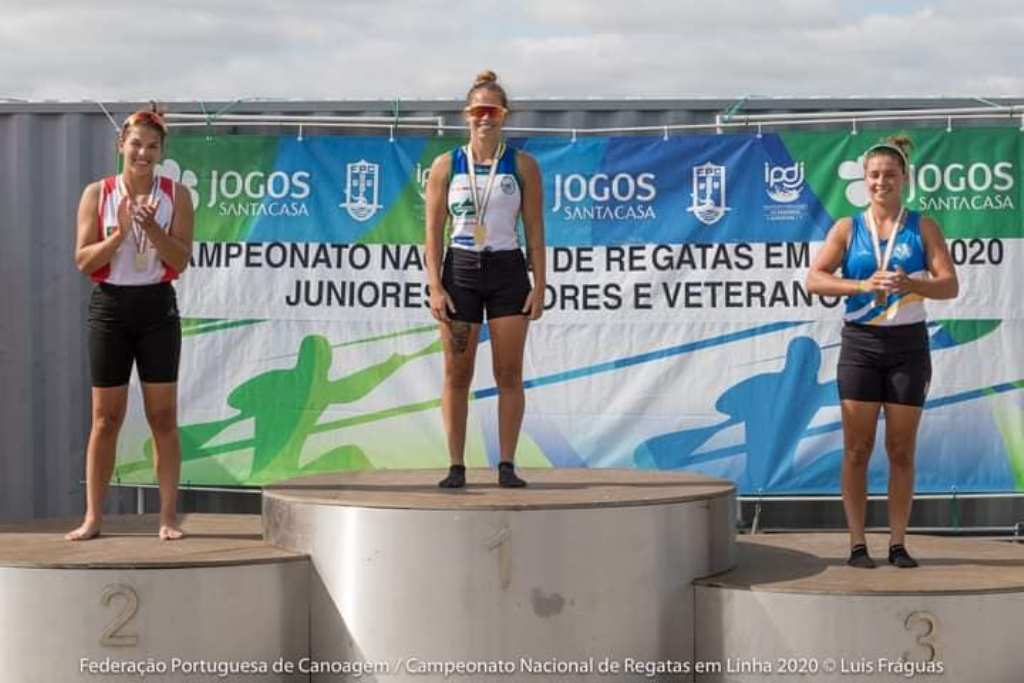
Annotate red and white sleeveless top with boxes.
[92,174,179,284]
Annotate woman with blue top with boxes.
[424,70,546,488]
[807,136,958,568]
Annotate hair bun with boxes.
[887,135,913,154]
[473,70,498,88]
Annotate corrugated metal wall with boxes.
[2,98,1021,526]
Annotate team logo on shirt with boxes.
[340,160,383,222]
[892,243,912,261]
[688,162,730,225]
[500,175,517,195]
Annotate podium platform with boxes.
[264,468,736,682]
[0,514,309,682]
[696,533,1024,682]
[6,476,1023,681]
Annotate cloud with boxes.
[1,1,1021,101]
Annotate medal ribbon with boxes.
[864,207,906,318]
[465,141,505,246]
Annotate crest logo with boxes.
[764,162,805,203]
[892,242,912,261]
[688,162,730,225]
[341,160,383,222]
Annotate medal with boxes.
[118,171,160,274]
[865,208,905,318]
[465,142,504,250]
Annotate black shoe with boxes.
[847,543,876,568]
[498,462,527,488]
[888,544,919,568]
[438,465,466,489]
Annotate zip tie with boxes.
[571,129,577,143]
[389,125,395,143]
[756,123,763,138]
[297,124,303,142]
[1020,113,1024,132]
[436,116,444,137]
[95,101,120,133]
[210,98,246,123]
[392,97,401,133]
[851,119,858,135]
[662,126,669,141]
[946,116,953,133]
[199,101,213,141]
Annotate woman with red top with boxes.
[67,105,194,541]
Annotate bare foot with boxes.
[158,524,185,541]
[65,519,102,541]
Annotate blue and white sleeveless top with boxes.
[841,210,928,326]
[447,145,522,252]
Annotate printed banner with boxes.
[114,128,1024,494]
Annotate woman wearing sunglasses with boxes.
[67,105,194,540]
[807,136,958,568]
[424,70,546,488]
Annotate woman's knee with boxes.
[844,439,875,468]
[444,361,475,392]
[92,409,125,436]
[145,406,178,435]
[492,365,523,392]
[886,439,916,469]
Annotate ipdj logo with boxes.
[157,159,200,209]
[764,162,805,203]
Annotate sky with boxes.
[1,0,1022,103]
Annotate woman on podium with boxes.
[424,71,546,488]
[67,106,194,541]
[807,136,958,568]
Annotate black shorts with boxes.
[441,248,532,324]
[837,322,931,407]
[87,283,182,387]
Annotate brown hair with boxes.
[466,70,509,109]
[865,135,912,173]
[120,101,168,144]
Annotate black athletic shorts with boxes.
[87,282,181,387]
[837,322,931,407]
[440,248,532,324]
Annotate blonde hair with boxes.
[466,70,509,109]
[865,135,912,172]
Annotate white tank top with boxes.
[93,174,179,284]
[447,145,522,252]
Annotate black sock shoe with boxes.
[498,462,526,488]
[847,543,876,569]
[888,544,919,568]
[438,465,466,489]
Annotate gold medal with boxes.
[465,142,504,251]
[134,252,149,271]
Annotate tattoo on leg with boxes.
[450,322,471,354]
